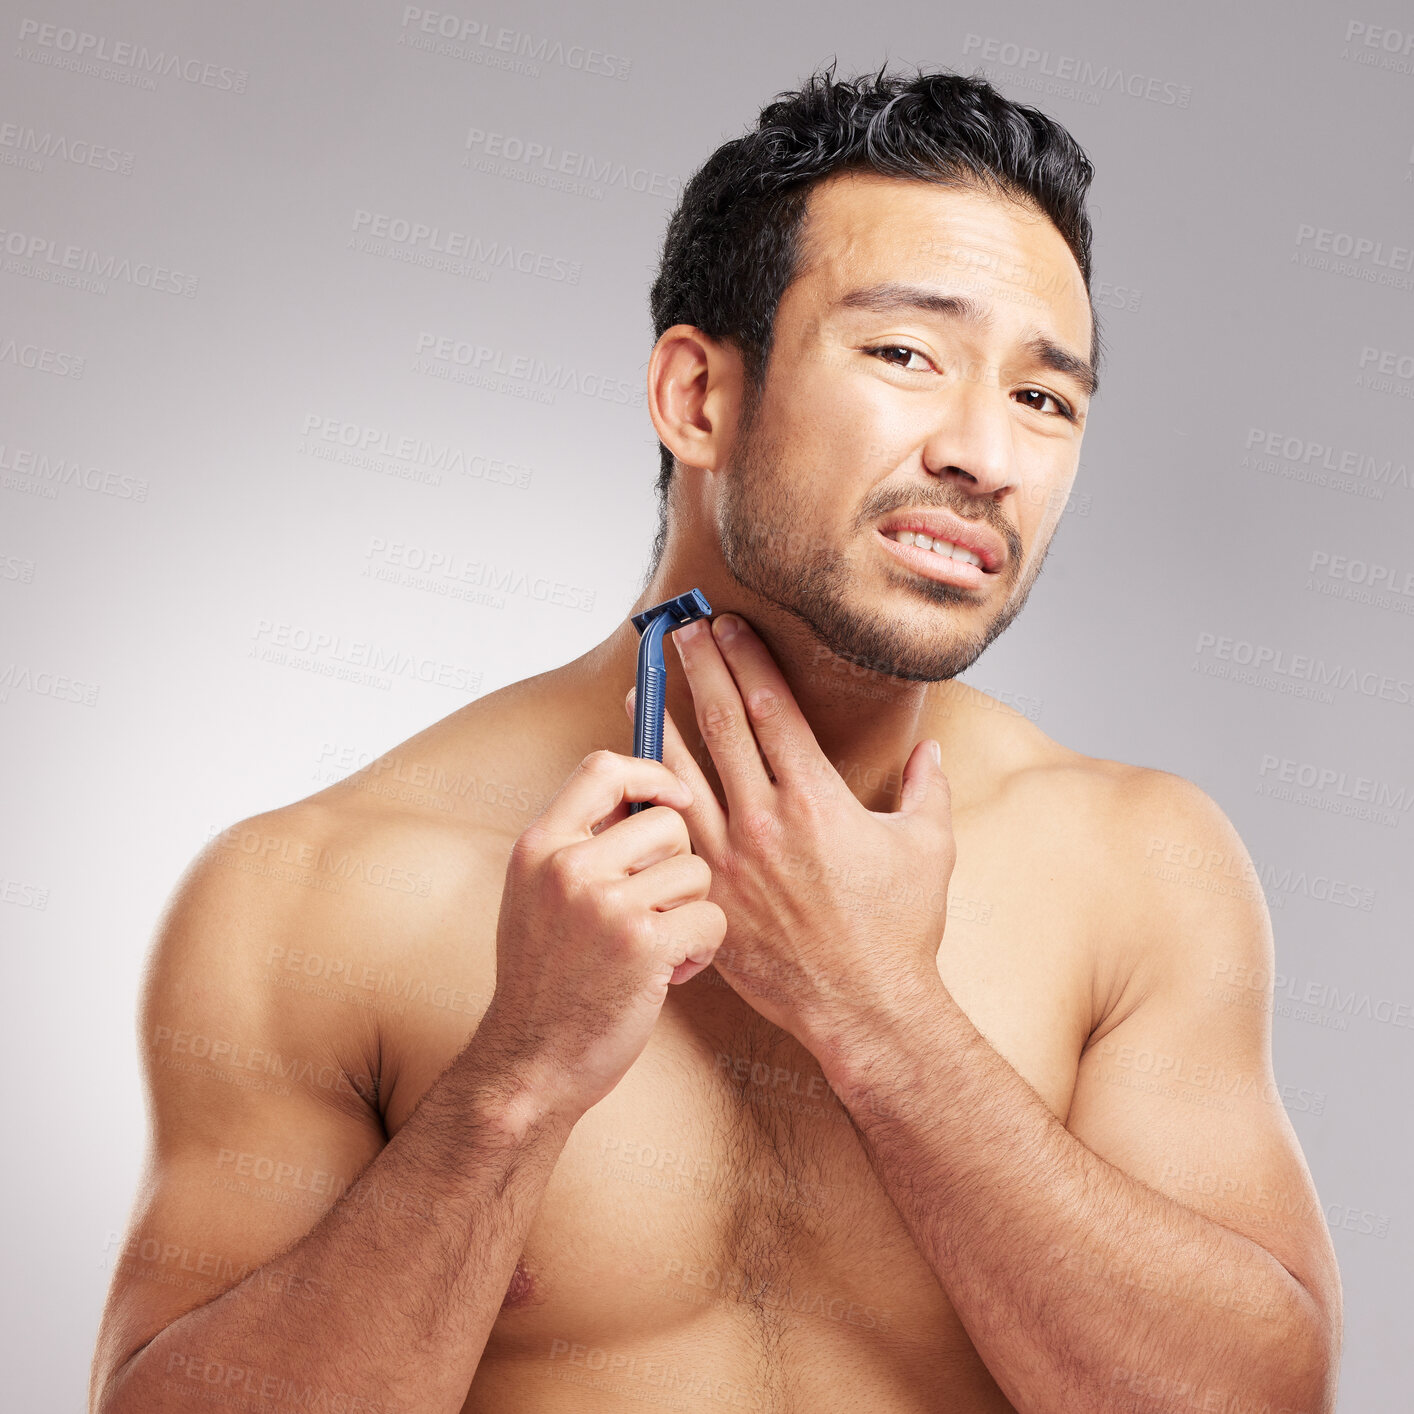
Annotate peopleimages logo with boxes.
[15,19,249,92]
[960,33,1192,107]
[398,7,631,79]
[462,126,682,200]
[349,209,580,284]
[299,414,533,489]
[0,227,198,296]
[362,537,597,613]
[0,337,84,378]
[0,662,100,707]
[413,331,643,407]
[249,619,481,694]
[0,119,135,175]
[1243,427,1410,496]
[0,442,148,500]
[1193,631,1414,708]
[1258,754,1410,802]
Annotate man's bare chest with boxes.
[376,823,1097,1383]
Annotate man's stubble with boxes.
[715,386,1053,685]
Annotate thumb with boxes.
[897,738,951,818]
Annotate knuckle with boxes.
[549,841,594,893]
[736,807,781,851]
[780,773,824,816]
[641,804,689,853]
[699,702,737,741]
[596,878,627,918]
[581,748,619,776]
[684,854,713,895]
[621,907,658,951]
[510,823,547,868]
[700,901,729,943]
[744,685,783,722]
[663,809,692,853]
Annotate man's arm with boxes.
[92,742,723,1414]
[89,807,577,1414]
[656,614,1340,1407]
[808,771,1342,1414]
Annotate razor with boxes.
[628,588,711,814]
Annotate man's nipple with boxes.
[501,1257,536,1310]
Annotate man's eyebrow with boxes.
[832,282,1098,401]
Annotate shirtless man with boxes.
[90,67,1341,1413]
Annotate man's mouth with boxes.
[882,528,985,568]
[874,508,1006,574]
[875,528,990,589]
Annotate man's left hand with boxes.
[624,611,956,1051]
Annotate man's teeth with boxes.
[887,529,983,568]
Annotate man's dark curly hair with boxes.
[646,59,1102,572]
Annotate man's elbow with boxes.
[90,1330,158,1414]
[1265,1274,1340,1414]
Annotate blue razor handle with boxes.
[628,588,711,814]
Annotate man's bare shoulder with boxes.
[170,672,596,1087]
[953,680,1252,939]
[939,678,1148,812]
[951,678,1222,834]
[308,670,578,827]
[212,668,598,932]
[963,685,1267,1041]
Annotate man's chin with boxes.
[842,649,983,686]
[803,612,994,687]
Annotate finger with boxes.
[617,851,712,911]
[623,688,727,854]
[539,750,692,841]
[653,899,728,985]
[707,614,839,798]
[891,739,953,826]
[672,616,774,816]
[659,701,730,859]
[586,801,693,876]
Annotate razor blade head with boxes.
[631,588,711,636]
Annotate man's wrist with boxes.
[475,1076,579,1146]
[454,1036,584,1146]
[804,964,951,1097]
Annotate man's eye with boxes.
[866,345,933,373]
[1016,388,1076,422]
[865,348,1078,423]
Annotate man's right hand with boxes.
[477,750,727,1123]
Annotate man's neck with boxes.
[572,549,995,817]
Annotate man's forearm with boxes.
[807,979,1330,1414]
[98,1044,576,1414]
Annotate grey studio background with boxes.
[2,0,1411,1407]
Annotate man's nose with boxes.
[918,377,1015,498]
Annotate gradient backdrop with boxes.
[2,1,1411,1406]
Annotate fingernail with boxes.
[929,740,942,767]
[714,614,739,641]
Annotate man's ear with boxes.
[646,324,744,480]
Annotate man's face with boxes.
[715,171,1095,683]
